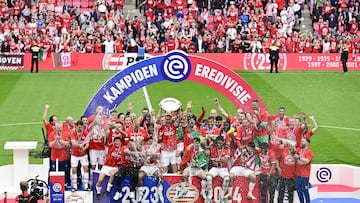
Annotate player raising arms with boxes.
[157,111,180,173]
[207,136,231,203]
[88,106,109,187]
[179,137,210,201]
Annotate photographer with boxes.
[15,181,38,203]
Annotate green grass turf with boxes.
[0,71,359,166]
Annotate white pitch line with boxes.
[318,125,360,131]
[0,121,43,127]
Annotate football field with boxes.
[0,70,359,166]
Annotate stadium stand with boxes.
[0,0,358,54]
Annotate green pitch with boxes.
[0,71,359,166]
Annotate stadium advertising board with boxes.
[12,53,360,71]
[0,53,24,70]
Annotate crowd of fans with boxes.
[0,0,359,54]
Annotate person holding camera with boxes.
[269,42,280,73]
[15,181,38,203]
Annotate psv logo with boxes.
[243,53,287,70]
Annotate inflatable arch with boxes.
[84,50,267,117]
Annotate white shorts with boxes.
[177,142,184,151]
[183,166,204,177]
[230,166,253,178]
[140,165,162,176]
[160,150,177,167]
[100,165,118,176]
[89,149,106,166]
[71,155,89,167]
[208,167,229,179]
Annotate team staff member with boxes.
[269,42,279,73]
[30,42,41,73]
[294,138,313,203]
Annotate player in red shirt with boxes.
[277,144,296,203]
[281,117,302,149]
[300,114,318,139]
[229,142,257,200]
[268,119,286,159]
[236,118,255,148]
[70,120,90,190]
[42,103,58,136]
[88,106,109,186]
[48,123,71,187]
[95,136,122,196]
[201,116,221,146]
[214,98,245,129]
[258,142,277,203]
[207,136,231,202]
[294,138,313,203]
[269,106,289,128]
[158,113,180,173]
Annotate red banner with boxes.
[15,53,360,71]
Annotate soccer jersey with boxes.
[232,148,256,170]
[48,130,71,161]
[259,149,276,174]
[158,123,177,151]
[71,129,89,157]
[210,146,231,168]
[104,144,123,167]
[236,125,255,147]
[295,147,313,177]
[279,147,296,178]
